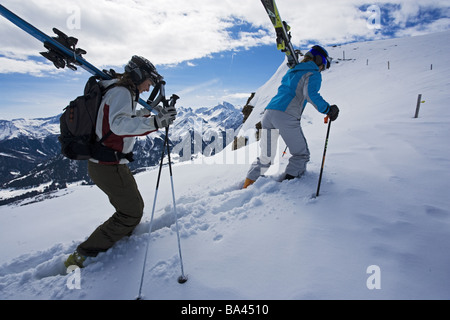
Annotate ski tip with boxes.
[178,275,188,284]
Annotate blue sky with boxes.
[0,0,449,120]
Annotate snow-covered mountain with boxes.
[0,30,449,301]
[0,103,243,205]
[0,116,61,185]
[0,117,60,140]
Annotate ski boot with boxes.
[243,178,255,189]
[64,251,86,268]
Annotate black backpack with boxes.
[58,76,133,162]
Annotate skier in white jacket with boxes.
[65,56,176,267]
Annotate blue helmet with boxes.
[306,45,331,69]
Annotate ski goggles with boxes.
[309,48,332,69]
[142,69,163,86]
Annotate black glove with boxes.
[327,105,339,121]
[154,105,177,128]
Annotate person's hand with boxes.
[327,105,339,121]
[152,104,164,114]
[154,106,177,128]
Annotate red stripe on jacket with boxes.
[102,104,124,152]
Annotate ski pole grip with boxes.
[324,116,329,124]
[169,94,180,107]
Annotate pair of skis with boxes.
[0,4,156,112]
[260,0,300,68]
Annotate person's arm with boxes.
[107,87,157,136]
[304,72,330,114]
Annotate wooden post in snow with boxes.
[414,94,422,118]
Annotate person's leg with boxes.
[272,113,310,178]
[245,110,279,184]
[77,162,144,257]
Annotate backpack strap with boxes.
[91,141,134,163]
[99,130,112,144]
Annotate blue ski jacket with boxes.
[266,61,330,119]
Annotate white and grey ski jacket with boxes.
[91,79,157,164]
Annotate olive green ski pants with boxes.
[77,161,144,257]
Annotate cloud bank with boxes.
[0,0,449,75]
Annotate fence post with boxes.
[414,94,422,118]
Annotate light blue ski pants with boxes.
[246,109,310,181]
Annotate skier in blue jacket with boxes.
[244,45,339,188]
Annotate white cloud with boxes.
[178,78,221,96]
[222,92,252,103]
[0,56,57,76]
[0,0,449,76]
[0,0,273,72]
[396,17,450,37]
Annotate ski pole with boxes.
[165,125,188,284]
[136,95,185,300]
[282,146,288,157]
[136,128,169,300]
[163,94,187,284]
[315,116,331,198]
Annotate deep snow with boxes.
[1,30,450,300]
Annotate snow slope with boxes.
[1,31,450,300]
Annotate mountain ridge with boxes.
[0,102,244,205]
